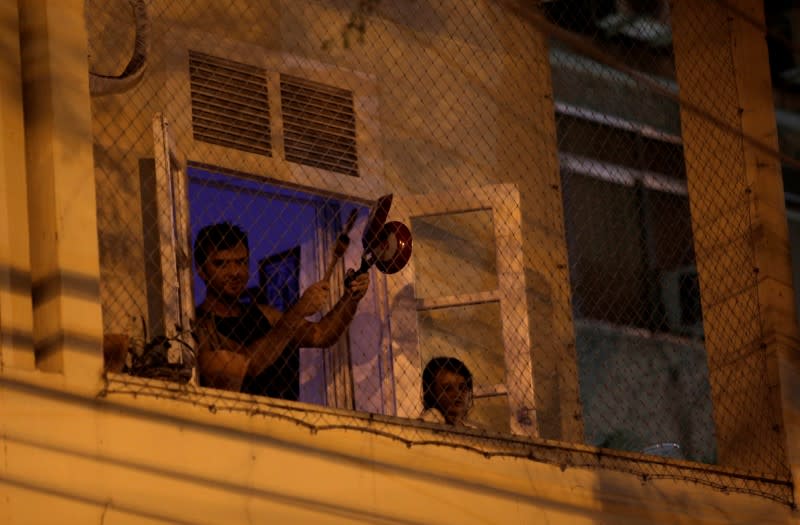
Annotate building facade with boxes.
[1,0,800,523]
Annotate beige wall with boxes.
[1,369,798,525]
[672,0,800,480]
[3,0,800,523]
[0,0,34,372]
[16,0,104,387]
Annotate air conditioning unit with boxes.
[659,266,704,338]
[596,0,672,46]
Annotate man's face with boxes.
[432,369,471,424]
[198,242,250,300]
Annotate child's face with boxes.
[432,369,471,424]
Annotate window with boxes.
[133,49,546,435]
[149,113,194,365]
[130,114,195,382]
[144,117,540,430]
[185,166,376,408]
[385,185,536,436]
[130,47,386,406]
[561,169,700,334]
[551,54,714,460]
[556,102,701,337]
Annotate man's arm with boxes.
[196,283,329,390]
[244,273,370,377]
[293,272,370,348]
[242,281,332,377]
[199,274,369,387]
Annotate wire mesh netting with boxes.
[87,0,794,504]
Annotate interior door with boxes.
[386,184,537,436]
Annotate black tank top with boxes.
[201,302,300,401]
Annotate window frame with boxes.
[152,113,196,366]
[554,101,703,338]
[386,184,538,437]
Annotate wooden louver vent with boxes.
[189,51,271,156]
[280,75,358,177]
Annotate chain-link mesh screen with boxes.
[89,0,794,504]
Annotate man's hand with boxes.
[344,270,370,301]
[295,280,330,317]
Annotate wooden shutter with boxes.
[280,74,358,177]
[189,51,271,156]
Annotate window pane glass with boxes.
[412,210,497,298]
[562,172,648,325]
[647,189,695,270]
[417,302,505,387]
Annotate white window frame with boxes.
[153,113,195,367]
[386,184,538,437]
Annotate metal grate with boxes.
[189,50,271,156]
[87,0,797,506]
[280,74,359,177]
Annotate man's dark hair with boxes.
[193,222,249,267]
[422,356,473,410]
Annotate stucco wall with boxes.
[0,370,797,525]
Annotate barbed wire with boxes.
[1,370,774,506]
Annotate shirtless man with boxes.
[193,222,369,400]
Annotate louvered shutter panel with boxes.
[280,75,359,177]
[189,51,271,156]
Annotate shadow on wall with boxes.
[0,375,619,524]
[17,3,96,161]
